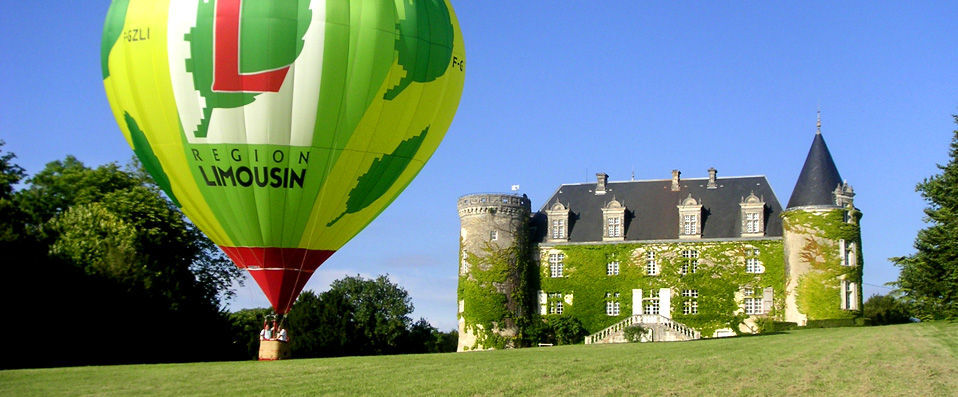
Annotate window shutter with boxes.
[539,291,547,315]
[659,288,671,319]
[633,289,643,315]
[762,287,774,314]
[839,239,846,264]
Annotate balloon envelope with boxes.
[101,0,465,313]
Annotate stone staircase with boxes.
[584,314,701,344]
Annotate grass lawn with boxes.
[1,322,955,396]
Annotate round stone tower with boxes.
[456,193,531,351]
[782,124,863,325]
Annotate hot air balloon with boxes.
[100,0,465,315]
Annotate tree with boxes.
[0,141,27,242]
[892,116,958,320]
[862,294,912,325]
[2,155,244,368]
[286,275,416,357]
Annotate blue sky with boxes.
[1,1,955,331]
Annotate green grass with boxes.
[2,322,956,396]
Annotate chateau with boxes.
[457,123,864,351]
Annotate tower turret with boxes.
[782,118,863,325]
[457,193,532,351]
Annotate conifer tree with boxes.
[892,116,958,319]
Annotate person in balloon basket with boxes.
[277,327,289,343]
[260,321,273,341]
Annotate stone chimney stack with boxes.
[596,173,608,195]
[707,167,718,189]
[671,169,681,191]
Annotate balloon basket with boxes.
[258,340,290,361]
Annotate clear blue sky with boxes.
[1,1,955,330]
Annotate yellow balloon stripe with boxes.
[103,0,233,245]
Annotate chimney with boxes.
[596,173,608,195]
[707,167,718,189]
[671,169,681,191]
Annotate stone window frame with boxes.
[841,279,859,310]
[548,253,564,278]
[551,219,565,239]
[839,239,856,267]
[678,194,703,239]
[489,230,498,241]
[546,202,570,242]
[740,192,765,237]
[602,199,626,241]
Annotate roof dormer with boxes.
[678,194,702,239]
[546,201,570,242]
[740,192,766,237]
[602,198,626,241]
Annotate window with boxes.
[549,253,564,278]
[841,241,855,267]
[744,298,762,315]
[605,292,620,316]
[746,258,764,274]
[548,293,564,314]
[551,219,565,239]
[682,289,698,315]
[683,214,697,235]
[680,250,698,274]
[745,212,760,233]
[607,261,619,276]
[645,251,659,275]
[490,230,498,241]
[643,293,660,315]
[607,217,621,238]
[842,281,858,310]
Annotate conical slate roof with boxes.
[787,131,842,209]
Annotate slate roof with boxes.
[532,175,784,244]
[786,132,843,209]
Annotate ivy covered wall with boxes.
[457,226,536,350]
[783,208,864,321]
[537,239,785,338]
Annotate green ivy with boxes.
[538,239,785,338]
[783,209,864,320]
[457,222,536,350]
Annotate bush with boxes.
[549,316,588,345]
[623,325,647,342]
[804,319,858,328]
[863,294,912,325]
[756,317,798,333]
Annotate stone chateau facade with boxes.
[457,125,864,351]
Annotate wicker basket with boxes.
[258,340,290,361]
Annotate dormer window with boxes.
[607,217,621,237]
[602,198,626,241]
[551,219,565,239]
[677,194,702,239]
[546,202,570,242]
[683,215,697,235]
[740,192,765,237]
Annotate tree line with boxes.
[0,145,453,369]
